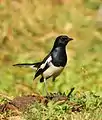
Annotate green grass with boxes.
[23,91,102,120]
[0,0,102,119]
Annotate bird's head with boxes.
[53,35,73,48]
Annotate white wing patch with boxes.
[47,56,52,63]
[40,56,52,69]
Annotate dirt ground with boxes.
[0,88,77,114]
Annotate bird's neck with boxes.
[51,46,66,52]
[55,46,66,54]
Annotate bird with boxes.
[13,35,73,93]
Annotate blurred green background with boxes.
[0,0,102,96]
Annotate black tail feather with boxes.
[13,62,41,68]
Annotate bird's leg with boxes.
[44,78,49,95]
[52,77,56,82]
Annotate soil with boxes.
[0,93,68,113]
[0,88,81,116]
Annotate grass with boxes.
[0,0,102,119]
[23,91,102,120]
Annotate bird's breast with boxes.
[43,62,64,79]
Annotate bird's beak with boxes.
[69,38,73,41]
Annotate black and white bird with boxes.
[13,35,73,93]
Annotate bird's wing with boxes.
[13,62,41,69]
[34,55,52,79]
[42,51,52,63]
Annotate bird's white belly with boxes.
[43,63,64,79]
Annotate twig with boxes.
[67,87,75,98]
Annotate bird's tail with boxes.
[13,62,41,69]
